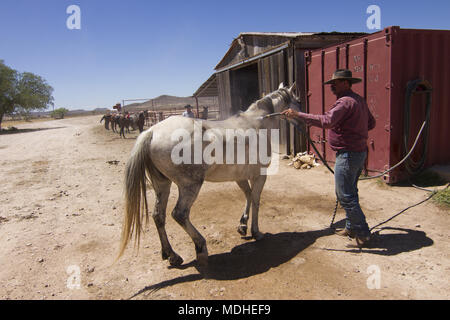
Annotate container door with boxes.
[305,50,326,159]
[306,33,392,178]
[321,36,391,177]
[365,33,391,176]
[323,47,342,163]
[321,41,367,165]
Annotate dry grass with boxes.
[2,117,52,128]
[433,187,450,209]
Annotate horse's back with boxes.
[147,116,267,184]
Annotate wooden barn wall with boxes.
[217,71,232,120]
[258,50,290,155]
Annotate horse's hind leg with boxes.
[151,177,183,266]
[171,183,208,266]
[236,180,251,236]
[250,175,267,241]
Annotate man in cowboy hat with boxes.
[282,69,376,245]
[182,104,195,118]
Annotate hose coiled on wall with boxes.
[403,79,432,176]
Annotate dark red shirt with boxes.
[298,90,376,152]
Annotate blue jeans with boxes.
[334,150,370,236]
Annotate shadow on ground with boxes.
[129,228,333,299]
[0,126,66,135]
[321,226,434,255]
[129,223,433,299]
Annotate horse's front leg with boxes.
[236,180,252,236]
[250,175,267,241]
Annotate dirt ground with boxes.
[0,115,448,300]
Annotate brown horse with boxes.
[111,114,120,133]
[118,114,131,138]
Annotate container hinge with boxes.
[384,124,392,132]
[385,82,393,89]
[311,136,327,144]
[304,51,312,65]
[385,29,391,47]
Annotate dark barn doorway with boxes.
[230,63,259,114]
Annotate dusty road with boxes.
[0,115,448,300]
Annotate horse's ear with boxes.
[288,82,296,93]
[289,82,301,101]
[278,82,285,89]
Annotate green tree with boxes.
[0,60,54,130]
[51,107,69,119]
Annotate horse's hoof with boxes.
[237,225,247,236]
[252,232,265,241]
[161,251,169,260]
[169,253,184,266]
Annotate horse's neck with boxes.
[244,97,274,117]
[219,91,288,128]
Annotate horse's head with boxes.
[250,82,301,116]
[243,83,301,128]
[272,82,302,112]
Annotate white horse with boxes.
[118,83,300,267]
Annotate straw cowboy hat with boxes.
[324,69,362,84]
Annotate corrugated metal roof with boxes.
[239,32,315,37]
[193,73,217,97]
[215,42,290,74]
[214,32,296,70]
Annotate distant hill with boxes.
[123,95,217,113]
[15,95,217,120]
[92,108,110,113]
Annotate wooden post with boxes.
[195,96,199,118]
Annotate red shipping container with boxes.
[304,26,450,183]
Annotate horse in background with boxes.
[118,114,132,138]
[137,111,145,133]
[111,114,120,133]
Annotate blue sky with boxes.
[0,0,449,110]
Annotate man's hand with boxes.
[281,108,299,119]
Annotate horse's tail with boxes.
[117,130,155,260]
